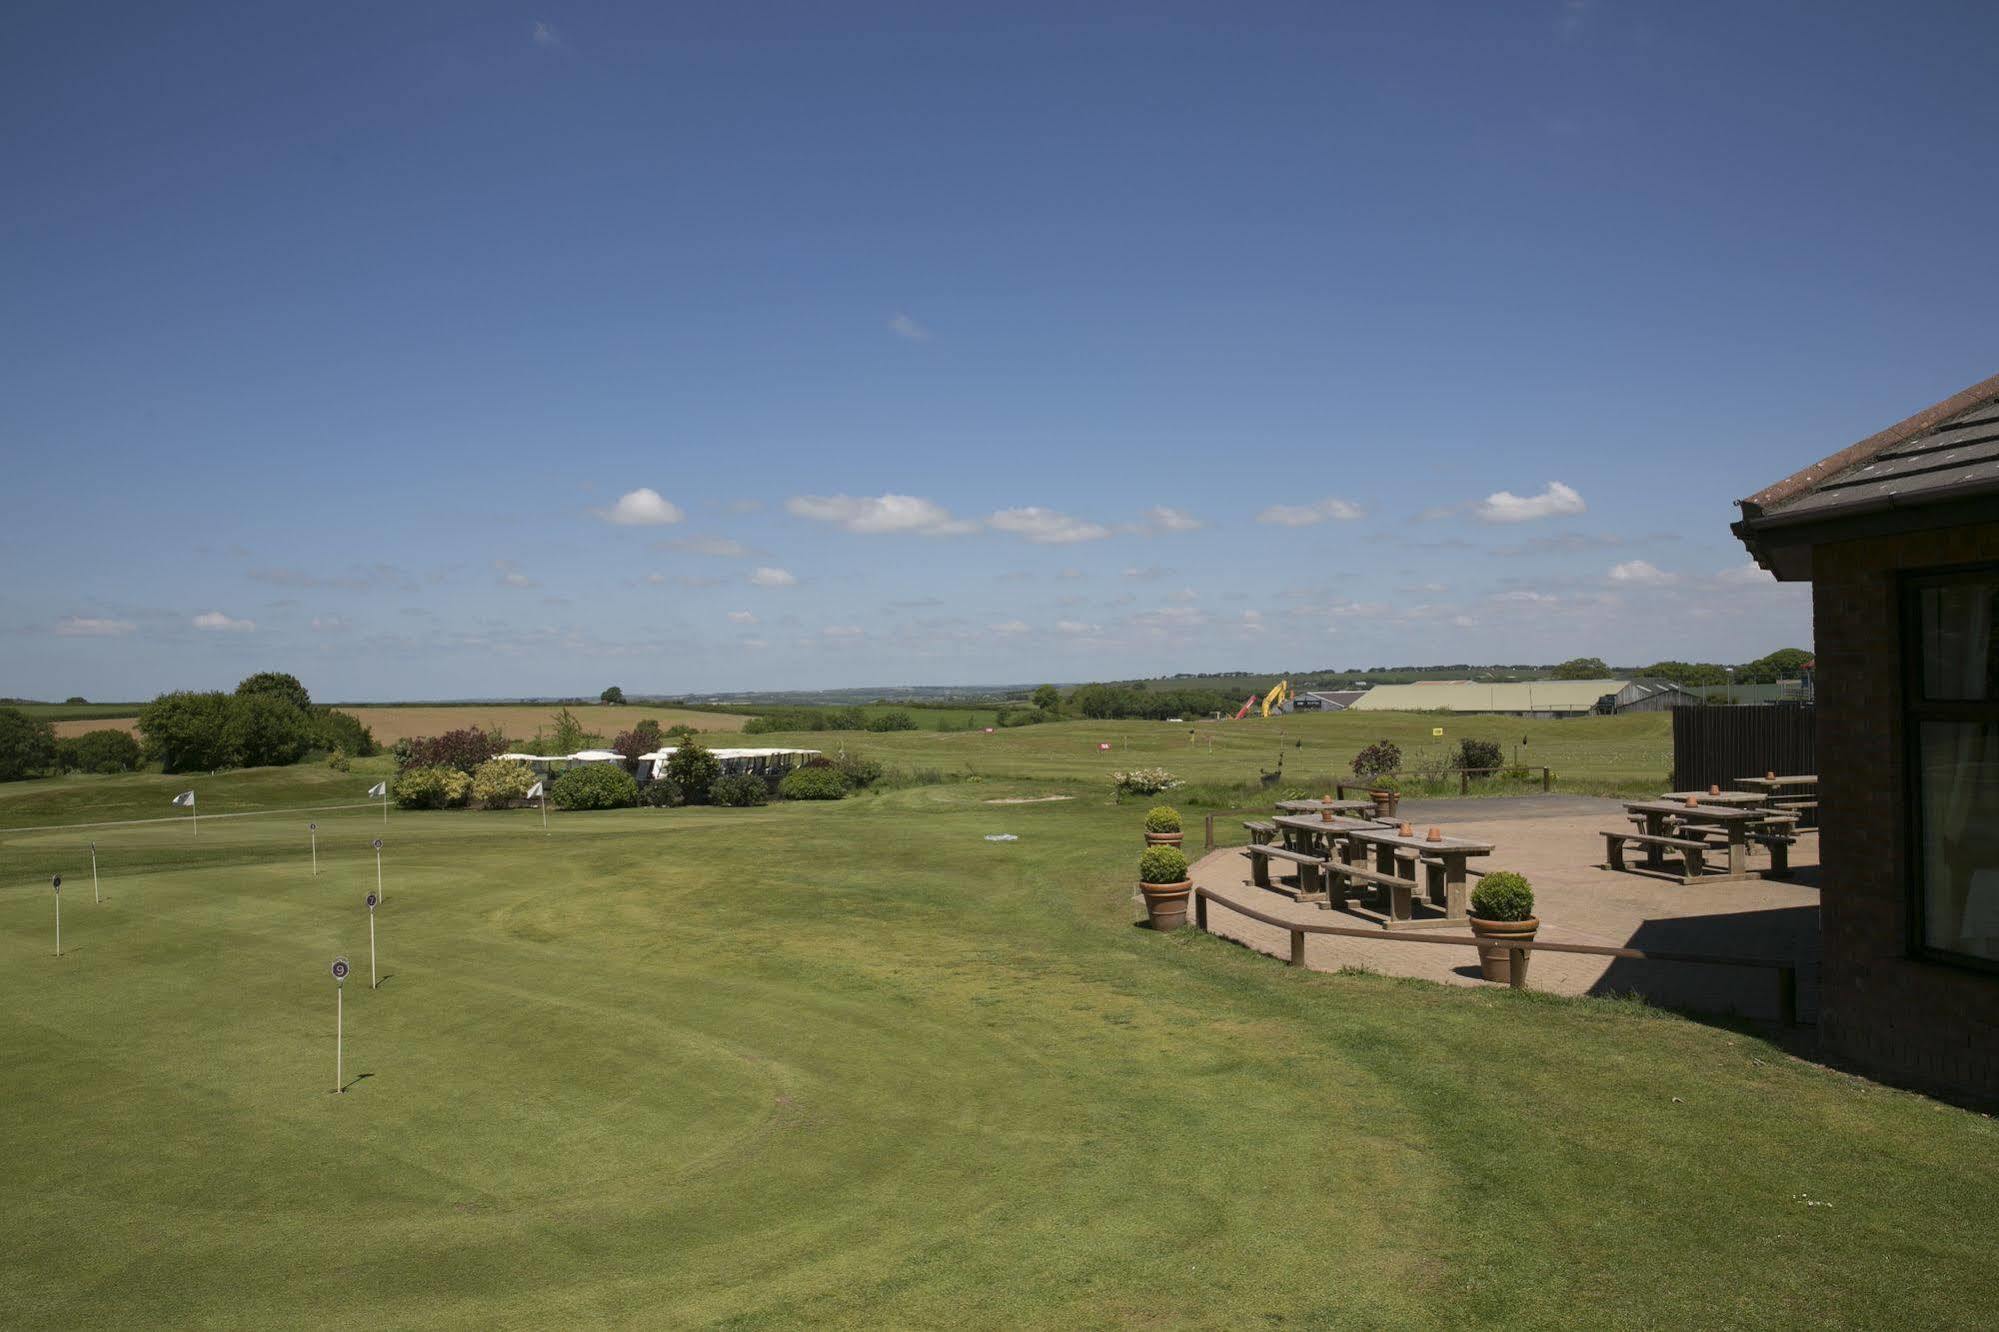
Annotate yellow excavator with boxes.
[1259,679,1290,718]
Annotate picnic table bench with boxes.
[1245,843,1333,903]
[1608,801,1790,883]
[1274,798,1376,818]
[1338,825,1496,928]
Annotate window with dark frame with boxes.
[1905,563,1999,970]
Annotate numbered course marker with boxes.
[52,875,62,956]
[331,956,350,1092]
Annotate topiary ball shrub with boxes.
[471,758,537,808]
[1139,845,1190,884]
[1143,805,1182,834]
[778,766,851,801]
[1351,740,1402,781]
[393,765,472,810]
[639,777,682,808]
[1455,738,1505,777]
[710,774,770,807]
[551,763,639,811]
[1470,871,1535,922]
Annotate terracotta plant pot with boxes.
[1140,879,1194,931]
[1469,915,1539,984]
[1144,831,1183,847]
[1320,806,1336,822]
[1371,790,1400,818]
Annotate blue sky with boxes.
[5,1,1995,700]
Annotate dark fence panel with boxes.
[1672,704,1816,792]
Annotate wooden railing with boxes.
[1192,886,1802,1027]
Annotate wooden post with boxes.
[1778,965,1798,1027]
[1205,812,1215,852]
[1508,946,1528,990]
[1460,769,1469,795]
[1289,929,1306,967]
[1542,767,1552,792]
[1196,892,1209,932]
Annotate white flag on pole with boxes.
[171,790,196,808]
[367,781,388,798]
[526,781,544,799]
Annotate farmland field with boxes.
[0,762,1992,1327]
[45,703,746,743]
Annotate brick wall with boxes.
[1811,520,1999,1103]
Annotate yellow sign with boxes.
[1431,727,1444,737]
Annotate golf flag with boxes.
[171,790,195,807]
[367,781,388,798]
[526,781,544,799]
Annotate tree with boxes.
[665,738,721,804]
[137,691,238,773]
[1736,648,1814,685]
[57,729,142,774]
[600,686,626,705]
[222,693,312,768]
[544,707,590,754]
[1550,657,1612,680]
[1031,684,1062,714]
[409,727,504,774]
[1639,660,1728,688]
[64,696,87,705]
[0,707,58,781]
[235,671,313,714]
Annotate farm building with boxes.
[1734,369,1999,1104]
[1345,679,1696,718]
[1292,690,1368,711]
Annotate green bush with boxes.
[327,748,351,772]
[665,739,721,804]
[56,728,142,774]
[1470,871,1535,922]
[393,765,472,810]
[0,707,59,781]
[710,774,770,807]
[137,691,237,773]
[1144,805,1181,834]
[866,710,917,732]
[551,763,638,810]
[834,752,883,789]
[1351,740,1401,780]
[1138,845,1190,884]
[778,766,850,801]
[310,707,377,757]
[639,777,682,807]
[1454,738,1505,776]
[472,758,537,807]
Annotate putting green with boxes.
[1,776,1993,1327]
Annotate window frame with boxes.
[1900,559,1999,975]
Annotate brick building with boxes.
[1734,372,1999,1102]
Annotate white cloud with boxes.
[749,567,797,587]
[657,535,749,557]
[740,637,769,650]
[1239,609,1266,634]
[310,616,349,633]
[786,493,975,536]
[1714,562,1775,586]
[1055,619,1099,634]
[1474,481,1586,524]
[1608,560,1678,586]
[599,488,685,526]
[988,507,1113,545]
[1168,587,1200,604]
[727,610,758,624]
[1256,497,1367,527]
[821,624,864,638]
[494,560,538,589]
[989,619,1031,636]
[54,616,135,637]
[532,21,559,47]
[1123,565,1169,581]
[1144,505,1205,533]
[888,312,932,342]
[1490,590,1560,605]
[192,610,255,632]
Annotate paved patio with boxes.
[1188,796,1820,1023]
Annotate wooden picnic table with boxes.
[1274,798,1375,817]
[1733,775,1817,792]
[1733,774,1819,829]
[1619,800,1781,881]
[1341,825,1495,927]
[1270,813,1389,854]
[1660,790,1768,807]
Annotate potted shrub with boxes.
[1138,845,1193,932]
[1143,805,1183,846]
[1351,740,1402,818]
[1467,871,1538,984]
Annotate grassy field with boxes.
[750,710,1675,798]
[1,761,1993,1326]
[45,703,746,743]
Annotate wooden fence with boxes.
[1671,704,1815,793]
[1193,887,1802,1026]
